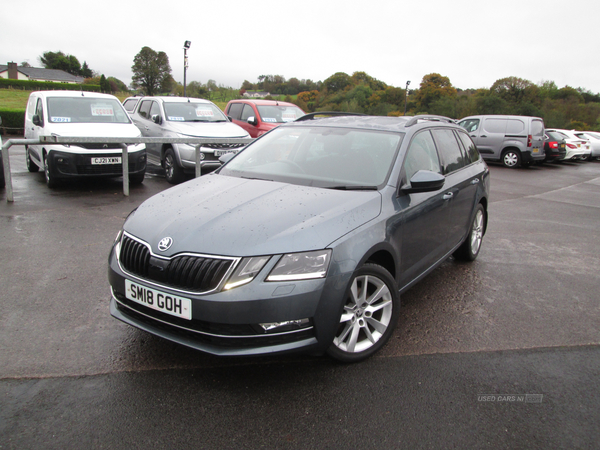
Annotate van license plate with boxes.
[125,280,192,320]
[533,148,539,154]
[215,149,239,157]
[92,157,121,165]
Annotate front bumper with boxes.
[48,148,146,178]
[107,245,348,356]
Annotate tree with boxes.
[81,61,93,78]
[131,47,172,96]
[100,75,111,93]
[39,51,83,76]
[415,73,457,112]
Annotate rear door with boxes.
[135,100,162,164]
[479,117,507,159]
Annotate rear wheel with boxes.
[327,263,400,363]
[502,149,521,168]
[453,204,486,261]
[163,148,185,184]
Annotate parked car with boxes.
[108,114,490,362]
[543,131,567,162]
[122,96,142,114]
[225,99,305,138]
[545,129,589,161]
[574,131,600,160]
[458,115,545,167]
[24,91,146,188]
[129,97,250,184]
[0,116,4,189]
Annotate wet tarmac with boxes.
[1,142,599,448]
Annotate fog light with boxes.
[259,318,311,332]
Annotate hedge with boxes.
[0,78,101,92]
[0,108,25,135]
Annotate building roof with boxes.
[0,65,84,83]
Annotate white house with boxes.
[0,62,84,84]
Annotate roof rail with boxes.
[295,111,367,122]
[404,115,456,127]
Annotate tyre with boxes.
[44,154,59,188]
[129,170,145,185]
[163,148,185,185]
[26,146,40,173]
[327,263,400,363]
[0,157,5,189]
[502,149,521,168]
[453,204,486,261]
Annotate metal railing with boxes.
[1,136,254,202]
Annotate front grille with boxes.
[76,143,124,150]
[119,235,234,293]
[202,143,246,150]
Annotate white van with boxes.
[24,91,146,187]
[458,115,545,168]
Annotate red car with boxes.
[225,99,305,138]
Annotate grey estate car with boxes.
[108,115,490,362]
[129,96,250,184]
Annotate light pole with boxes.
[183,41,191,97]
[403,80,411,116]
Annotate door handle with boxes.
[471,178,480,185]
[443,192,454,200]
[480,134,488,138]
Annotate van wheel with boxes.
[502,150,521,168]
[44,155,59,188]
[327,263,400,363]
[26,147,40,173]
[129,170,145,185]
[164,148,185,184]
[453,204,485,261]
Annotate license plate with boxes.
[92,157,121,165]
[533,148,539,154]
[125,280,192,320]
[214,149,239,157]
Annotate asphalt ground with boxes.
[1,142,599,449]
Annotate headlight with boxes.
[224,256,271,290]
[267,250,332,282]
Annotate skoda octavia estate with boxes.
[108,114,490,362]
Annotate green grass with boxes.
[0,89,31,109]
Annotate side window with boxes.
[138,100,152,119]
[483,119,506,134]
[35,98,44,124]
[432,129,466,174]
[227,103,243,120]
[241,104,255,121]
[27,96,37,120]
[459,119,479,133]
[456,130,481,164]
[403,131,441,181]
[149,101,161,119]
[123,99,138,113]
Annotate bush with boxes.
[0,78,101,92]
[0,108,25,135]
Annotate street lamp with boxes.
[183,41,191,97]
[403,80,411,116]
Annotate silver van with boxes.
[458,115,545,168]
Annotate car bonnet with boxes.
[124,175,382,257]
[165,121,249,138]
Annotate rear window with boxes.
[546,131,563,141]
[531,120,544,136]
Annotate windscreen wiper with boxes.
[326,185,378,191]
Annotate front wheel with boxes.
[502,150,521,168]
[163,148,185,185]
[327,263,400,363]
[129,170,145,185]
[453,204,486,261]
[44,154,59,188]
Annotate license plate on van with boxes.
[92,157,121,165]
[125,280,192,320]
[533,148,540,154]
[214,149,240,157]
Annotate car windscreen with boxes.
[47,97,131,124]
[256,105,305,123]
[163,102,227,122]
[220,126,403,189]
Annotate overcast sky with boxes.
[2,0,600,93]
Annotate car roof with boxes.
[229,99,298,107]
[140,96,213,104]
[287,114,458,134]
[32,90,119,100]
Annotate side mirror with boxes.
[33,114,42,127]
[401,170,445,194]
[247,116,258,126]
[151,114,162,125]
